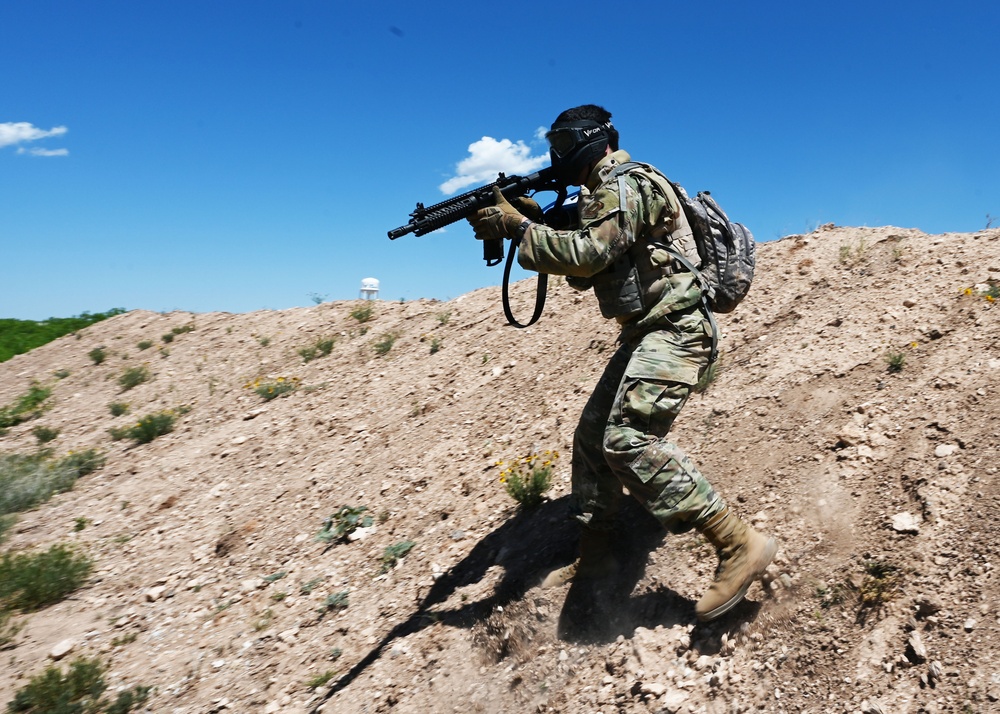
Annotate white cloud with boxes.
[17,147,69,157]
[0,122,68,151]
[439,136,548,195]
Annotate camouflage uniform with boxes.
[517,150,725,534]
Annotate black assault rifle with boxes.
[388,166,565,328]
[387,165,563,267]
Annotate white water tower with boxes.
[359,277,380,300]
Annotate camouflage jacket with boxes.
[517,150,704,332]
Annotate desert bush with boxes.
[108,401,129,417]
[373,332,398,356]
[496,451,557,509]
[299,337,336,363]
[31,426,60,444]
[316,506,373,543]
[0,382,53,434]
[108,410,178,444]
[0,543,93,612]
[117,365,151,391]
[380,540,415,573]
[246,376,299,401]
[0,449,105,516]
[88,347,107,365]
[321,591,350,611]
[136,340,153,351]
[350,304,374,323]
[436,310,451,325]
[885,350,905,373]
[5,655,149,714]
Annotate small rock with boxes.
[891,512,921,534]
[640,682,667,698]
[145,586,167,602]
[907,631,927,663]
[964,618,977,632]
[934,443,958,458]
[50,639,75,660]
[928,660,943,682]
[902,299,917,308]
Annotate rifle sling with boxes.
[502,237,547,328]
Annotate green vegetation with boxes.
[0,383,53,435]
[136,340,153,351]
[0,544,93,612]
[496,451,558,509]
[350,303,374,323]
[5,656,149,713]
[380,541,415,573]
[885,350,906,373]
[321,591,349,611]
[117,365,151,391]
[88,347,107,365]
[317,506,373,544]
[298,336,336,363]
[31,426,59,444]
[0,309,126,363]
[305,670,337,689]
[248,377,299,401]
[373,332,398,356]
[108,401,129,417]
[109,409,182,444]
[0,449,105,516]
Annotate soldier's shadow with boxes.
[311,496,696,710]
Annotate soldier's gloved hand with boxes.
[467,187,528,241]
[509,196,544,223]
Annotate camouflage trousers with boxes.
[571,304,725,534]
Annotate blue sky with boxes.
[3,1,998,320]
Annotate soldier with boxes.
[467,104,776,622]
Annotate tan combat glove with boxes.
[467,187,529,241]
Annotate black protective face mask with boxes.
[545,119,611,184]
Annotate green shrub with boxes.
[109,410,176,444]
[249,377,299,401]
[161,332,174,344]
[886,351,905,373]
[496,451,557,509]
[88,347,107,365]
[0,544,92,612]
[0,383,53,434]
[5,656,149,714]
[136,340,153,351]
[306,670,337,689]
[380,541,415,573]
[32,426,60,444]
[299,336,336,363]
[316,506,373,543]
[117,365,151,391]
[0,450,105,516]
[108,402,129,417]
[350,303,374,323]
[321,591,349,611]
[373,332,398,356]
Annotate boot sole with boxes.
[697,537,778,622]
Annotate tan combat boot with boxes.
[695,508,777,622]
[541,528,616,588]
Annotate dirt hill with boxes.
[1,224,999,714]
